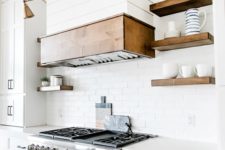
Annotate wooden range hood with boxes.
[38,14,155,68]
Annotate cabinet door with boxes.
[0,135,9,150]
[0,30,15,93]
[0,0,16,94]
[10,137,28,150]
[0,0,14,30]
[0,96,6,124]
[0,96,14,125]
[14,0,24,93]
[13,26,24,94]
[0,95,23,127]
[11,95,24,127]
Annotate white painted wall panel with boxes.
[47,0,127,34]
[213,0,225,150]
[47,3,126,34]
[127,1,153,25]
[213,0,225,86]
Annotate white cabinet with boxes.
[0,0,46,127]
[0,134,9,150]
[0,0,24,94]
[0,96,14,125]
[9,137,28,150]
[0,133,29,150]
[0,95,23,127]
[0,0,16,94]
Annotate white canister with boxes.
[164,21,180,38]
[50,75,63,86]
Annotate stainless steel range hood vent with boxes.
[66,51,139,67]
[40,51,140,68]
[38,14,155,68]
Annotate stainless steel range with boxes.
[28,127,157,150]
[28,116,158,150]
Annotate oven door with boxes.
[27,144,70,150]
[28,135,75,150]
[27,136,118,150]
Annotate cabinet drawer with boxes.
[10,137,28,150]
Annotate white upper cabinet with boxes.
[13,0,24,94]
[0,0,46,127]
[0,0,23,94]
[0,0,14,30]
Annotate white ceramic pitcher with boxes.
[185,8,207,35]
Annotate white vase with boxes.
[165,21,180,38]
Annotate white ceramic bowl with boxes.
[162,63,179,79]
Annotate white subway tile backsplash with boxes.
[46,52,217,142]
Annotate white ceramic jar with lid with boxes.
[50,75,63,86]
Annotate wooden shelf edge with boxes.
[37,85,74,92]
[151,77,215,87]
[150,0,212,17]
[151,32,214,51]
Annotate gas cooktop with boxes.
[39,127,157,148]
[39,127,104,141]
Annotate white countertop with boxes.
[0,125,218,150]
[0,125,61,138]
[124,137,218,150]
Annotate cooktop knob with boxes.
[28,144,35,150]
[45,147,50,150]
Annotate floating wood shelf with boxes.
[151,77,215,86]
[151,32,214,51]
[37,85,74,92]
[37,62,57,68]
[150,0,212,17]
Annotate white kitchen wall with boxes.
[45,1,217,143]
[46,0,153,34]
[213,0,225,150]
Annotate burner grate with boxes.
[39,127,104,141]
[39,127,158,148]
[93,133,155,148]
